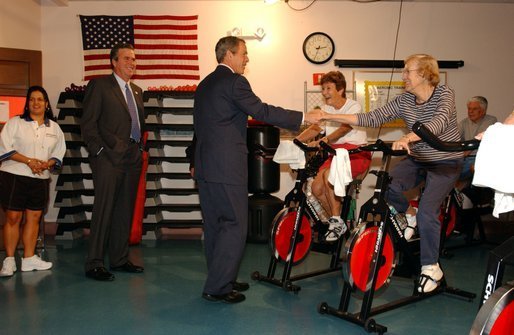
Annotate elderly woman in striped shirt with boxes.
[316,54,463,294]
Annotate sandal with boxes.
[417,263,443,293]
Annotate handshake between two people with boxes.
[304,108,357,126]
[304,108,325,125]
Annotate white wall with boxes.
[39,1,514,118]
[17,0,514,220]
[0,0,41,50]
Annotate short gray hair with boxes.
[468,96,488,111]
[215,36,244,63]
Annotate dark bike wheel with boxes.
[343,221,396,293]
[270,207,312,265]
[471,283,514,335]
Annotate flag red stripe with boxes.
[86,63,200,71]
[137,54,198,61]
[136,64,199,71]
[81,15,199,81]
[132,74,200,80]
[84,54,110,61]
[85,73,201,81]
[134,33,198,40]
[134,24,197,31]
[134,15,198,21]
[85,54,198,61]
[134,44,198,51]
[85,64,112,71]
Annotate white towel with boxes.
[273,140,306,169]
[492,192,514,218]
[472,123,514,217]
[328,148,353,197]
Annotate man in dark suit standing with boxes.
[81,43,145,281]
[194,36,320,303]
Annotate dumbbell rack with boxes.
[53,90,201,237]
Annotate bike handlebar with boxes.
[319,140,337,155]
[412,121,480,152]
[360,139,407,156]
[293,138,320,153]
[294,138,406,156]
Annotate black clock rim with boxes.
[302,32,335,65]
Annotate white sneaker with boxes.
[0,257,17,277]
[21,255,52,272]
[404,214,417,240]
[418,263,443,293]
[324,217,347,242]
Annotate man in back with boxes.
[457,96,497,187]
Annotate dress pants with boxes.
[198,180,248,295]
[85,143,142,271]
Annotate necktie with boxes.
[125,83,141,141]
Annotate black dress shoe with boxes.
[231,281,249,292]
[85,267,115,281]
[110,261,144,273]
[202,291,246,304]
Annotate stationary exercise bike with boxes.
[413,122,514,335]
[318,128,477,334]
[251,139,364,293]
[409,178,477,259]
[470,236,514,335]
[410,122,492,256]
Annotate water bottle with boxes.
[306,178,329,222]
[389,204,408,230]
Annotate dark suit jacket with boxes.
[81,74,145,165]
[193,65,302,186]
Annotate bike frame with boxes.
[252,141,358,293]
[319,138,476,334]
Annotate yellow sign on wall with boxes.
[364,80,406,128]
[352,71,447,128]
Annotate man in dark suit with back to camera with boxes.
[81,43,145,281]
[194,36,321,303]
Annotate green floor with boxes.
[1,233,512,335]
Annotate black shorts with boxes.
[0,171,49,211]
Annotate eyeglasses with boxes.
[402,68,420,75]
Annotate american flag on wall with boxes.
[79,15,200,81]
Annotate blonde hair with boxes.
[404,54,440,87]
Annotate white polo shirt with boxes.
[323,99,368,145]
[0,115,66,179]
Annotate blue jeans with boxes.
[386,157,463,265]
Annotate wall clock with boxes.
[302,32,335,65]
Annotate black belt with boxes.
[129,138,140,144]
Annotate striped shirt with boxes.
[357,85,463,162]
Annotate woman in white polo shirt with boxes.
[296,71,371,242]
[0,86,66,277]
